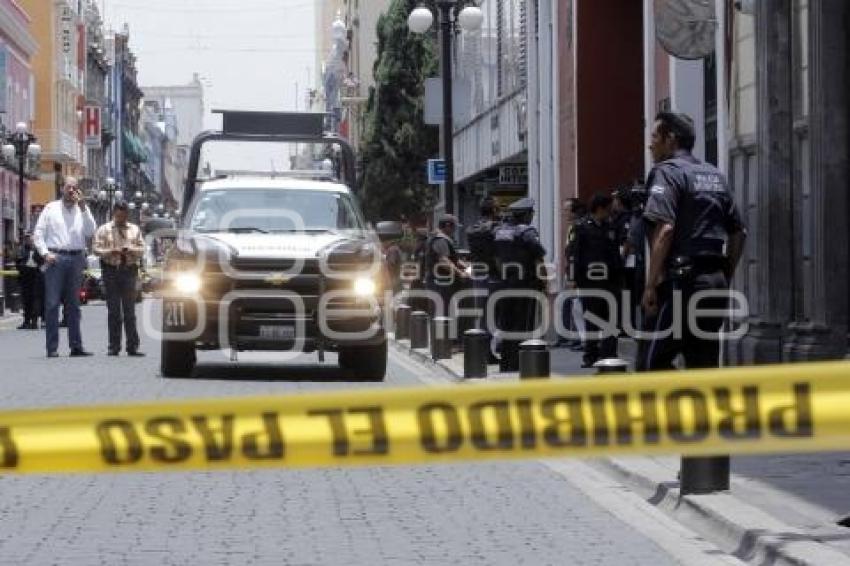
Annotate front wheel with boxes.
[339,341,387,381]
[161,338,196,378]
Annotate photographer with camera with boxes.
[94,201,146,357]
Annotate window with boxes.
[189,189,367,233]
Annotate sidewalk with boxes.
[390,335,850,565]
[0,312,23,331]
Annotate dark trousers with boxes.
[581,289,618,365]
[44,253,85,353]
[641,268,730,491]
[103,266,140,353]
[495,281,539,371]
[19,269,42,325]
[641,270,728,371]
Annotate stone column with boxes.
[742,0,795,364]
[795,0,850,358]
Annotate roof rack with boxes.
[182,110,356,217]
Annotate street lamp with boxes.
[408,1,482,215]
[2,122,40,237]
[98,177,122,220]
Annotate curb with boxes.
[0,314,23,331]
[598,457,850,565]
[390,335,850,565]
[387,338,462,383]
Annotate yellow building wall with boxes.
[20,0,56,204]
[20,0,85,205]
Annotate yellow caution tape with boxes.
[0,361,845,474]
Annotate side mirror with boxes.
[375,221,404,242]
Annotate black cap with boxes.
[438,213,459,227]
[508,197,535,212]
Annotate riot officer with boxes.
[641,111,747,494]
[568,192,622,368]
[492,197,546,371]
[465,196,499,330]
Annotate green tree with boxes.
[360,0,439,223]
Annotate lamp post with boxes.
[2,122,41,238]
[128,190,148,224]
[408,2,482,215]
[97,177,123,221]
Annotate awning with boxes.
[122,131,149,163]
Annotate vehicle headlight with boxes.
[353,277,377,296]
[174,273,202,294]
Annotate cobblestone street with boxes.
[0,302,739,565]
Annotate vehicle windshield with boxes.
[188,188,367,234]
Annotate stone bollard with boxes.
[519,339,550,379]
[410,311,429,349]
[395,304,411,340]
[593,358,630,375]
[430,317,452,360]
[463,329,489,379]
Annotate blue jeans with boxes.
[44,253,85,353]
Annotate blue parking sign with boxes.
[427,159,446,185]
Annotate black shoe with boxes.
[108,349,119,356]
[126,351,145,357]
[581,360,597,369]
[17,324,28,330]
[47,351,59,358]
[69,349,94,357]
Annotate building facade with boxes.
[141,76,203,208]
[81,0,110,219]
[452,0,554,259]
[727,0,849,361]
[0,0,37,252]
[21,0,86,207]
[339,0,391,152]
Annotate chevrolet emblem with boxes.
[265,273,291,286]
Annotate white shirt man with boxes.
[32,177,97,358]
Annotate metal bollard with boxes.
[430,317,452,360]
[395,304,411,340]
[410,311,429,349]
[519,339,550,379]
[463,329,489,379]
[681,457,730,495]
[593,358,630,374]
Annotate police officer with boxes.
[568,192,622,368]
[424,214,469,318]
[465,196,500,330]
[407,227,430,313]
[493,197,546,371]
[15,232,44,330]
[641,111,747,494]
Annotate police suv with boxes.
[159,111,387,380]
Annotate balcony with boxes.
[31,129,83,164]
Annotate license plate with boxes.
[259,325,295,340]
